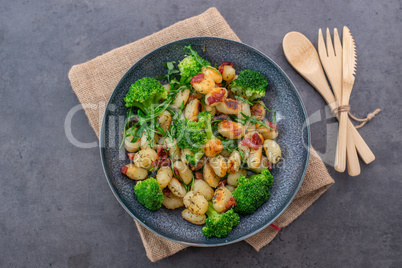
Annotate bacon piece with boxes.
[224,197,236,211]
[218,61,234,74]
[163,188,171,196]
[152,145,171,167]
[252,133,263,145]
[173,167,180,178]
[127,153,135,160]
[159,158,171,167]
[218,179,227,188]
[190,73,205,85]
[120,166,128,175]
[266,120,278,131]
[241,138,255,149]
[194,172,204,180]
[241,138,260,150]
[156,145,168,159]
[241,133,263,150]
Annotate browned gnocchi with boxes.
[163,194,184,210]
[192,179,214,201]
[212,187,236,213]
[183,191,209,215]
[182,209,206,225]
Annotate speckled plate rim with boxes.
[99,36,310,247]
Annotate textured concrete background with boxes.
[1,0,401,267]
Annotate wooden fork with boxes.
[318,28,363,176]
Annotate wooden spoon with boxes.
[282,32,375,174]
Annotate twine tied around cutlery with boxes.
[332,105,381,129]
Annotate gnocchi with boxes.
[251,155,271,174]
[140,132,158,150]
[204,87,228,106]
[256,120,279,140]
[201,66,222,84]
[212,187,236,213]
[168,177,187,198]
[204,138,223,158]
[218,62,236,82]
[124,133,140,153]
[183,191,209,215]
[163,194,184,210]
[209,155,228,178]
[227,150,241,174]
[157,110,172,133]
[163,138,181,161]
[193,179,214,201]
[173,160,193,185]
[251,101,266,120]
[218,120,245,139]
[156,166,173,188]
[263,139,282,164]
[133,148,158,169]
[204,104,216,117]
[184,99,202,121]
[203,162,220,188]
[190,73,215,94]
[227,169,247,187]
[215,99,242,115]
[182,209,206,225]
[121,164,148,181]
[172,88,190,109]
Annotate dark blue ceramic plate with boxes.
[100,37,310,246]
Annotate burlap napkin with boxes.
[68,7,334,262]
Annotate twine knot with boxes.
[332,105,381,129]
[332,105,350,115]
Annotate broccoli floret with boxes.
[185,151,204,167]
[182,111,219,166]
[178,45,210,82]
[124,77,167,113]
[134,178,164,210]
[202,202,240,238]
[232,168,274,214]
[178,56,201,81]
[174,111,216,165]
[230,69,268,101]
[197,111,215,140]
[175,118,207,153]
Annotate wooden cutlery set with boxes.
[283,27,379,176]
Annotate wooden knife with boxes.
[334,26,357,172]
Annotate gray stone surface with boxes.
[0,0,401,267]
